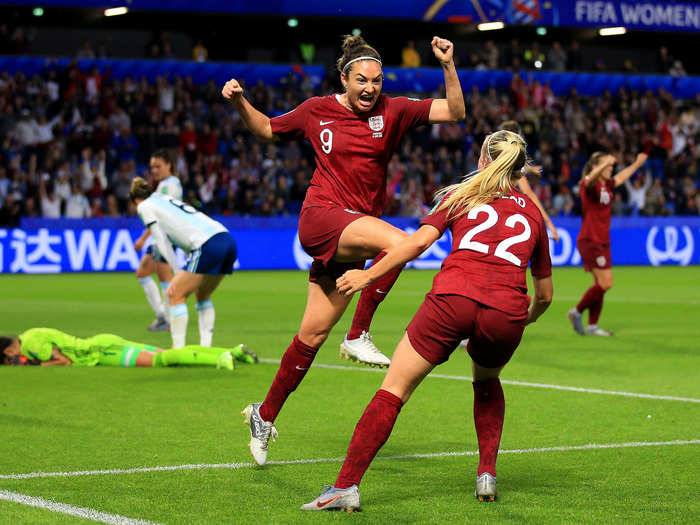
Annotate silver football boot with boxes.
[475,472,498,502]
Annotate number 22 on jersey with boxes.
[457,203,532,266]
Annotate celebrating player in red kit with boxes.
[568,151,647,336]
[300,129,553,512]
[222,35,465,465]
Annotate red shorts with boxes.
[577,239,612,271]
[406,293,526,369]
[298,204,367,282]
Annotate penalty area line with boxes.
[258,359,700,404]
[1,440,698,481]
[0,490,162,525]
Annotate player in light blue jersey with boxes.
[130,177,237,349]
[133,150,184,332]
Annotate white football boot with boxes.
[339,331,391,368]
[241,402,278,466]
[567,307,585,335]
[585,324,614,336]
[300,485,360,512]
[475,472,498,502]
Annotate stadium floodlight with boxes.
[599,27,626,36]
[477,22,505,31]
[32,7,44,17]
[104,7,128,17]
[352,28,361,36]
[536,27,547,36]
[287,18,299,28]
[534,60,543,69]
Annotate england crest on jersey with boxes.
[368,116,384,131]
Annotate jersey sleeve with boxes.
[392,96,434,135]
[18,329,53,361]
[269,98,313,141]
[530,218,553,278]
[137,200,158,227]
[420,199,452,235]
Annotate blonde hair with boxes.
[336,35,382,74]
[434,130,527,218]
[583,151,608,177]
[129,177,153,202]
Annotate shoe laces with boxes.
[359,331,381,355]
[259,423,278,450]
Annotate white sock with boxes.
[196,299,215,347]
[159,281,171,320]
[170,303,188,348]
[138,277,165,319]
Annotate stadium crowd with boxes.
[0,61,698,226]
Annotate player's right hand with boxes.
[336,269,372,296]
[222,79,244,102]
[134,238,145,251]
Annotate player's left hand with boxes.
[548,224,560,243]
[431,37,454,65]
[336,270,372,296]
[528,164,543,176]
[166,281,176,300]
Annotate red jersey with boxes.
[421,191,552,318]
[270,94,433,217]
[578,178,614,244]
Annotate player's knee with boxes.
[298,329,329,348]
[600,279,613,291]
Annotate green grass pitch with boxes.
[1,267,699,524]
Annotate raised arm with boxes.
[583,155,615,188]
[517,176,559,242]
[222,79,276,142]
[336,225,442,296]
[427,37,466,123]
[613,153,648,188]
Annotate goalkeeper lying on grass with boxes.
[0,328,257,370]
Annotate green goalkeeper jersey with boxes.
[18,328,125,366]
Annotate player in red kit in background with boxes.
[300,130,553,512]
[568,151,647,336]
[222,35,465,465]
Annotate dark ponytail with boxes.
[336,35,382,74]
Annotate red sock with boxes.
[347,251,404,339]
[259,335,318,423]
[576,284,604,314]
[588,289,606,325]
[335,389,402,489]
[473,378,505,477]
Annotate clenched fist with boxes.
[431,36,454,66]
[222,79,244,103]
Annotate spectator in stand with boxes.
[567,41,583,71]
[65,184,91,218]
[39,175,61,218]
[548,42,567,72]
[193,41,208,62]
[0,194,21,226]
[401,40,421,68]
[552,183,574,216]
[657,46,674,74]
[625,173,652,215]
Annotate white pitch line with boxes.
[1,440,697,481]
[258,359,700,403]
[0,490,162,525]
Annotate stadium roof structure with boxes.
[5,0,700,32]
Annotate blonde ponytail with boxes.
[435,130,527,219]
[129,176,154,202]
